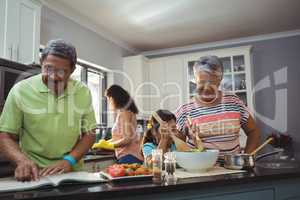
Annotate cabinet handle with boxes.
[16,44,19,61]
[8,45,13,59]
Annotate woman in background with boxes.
[101,85,143,164]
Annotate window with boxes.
[72,62,107,126]
[87,69,105,124]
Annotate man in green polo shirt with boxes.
[0,39,96,181]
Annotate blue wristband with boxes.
[63,155,77,166]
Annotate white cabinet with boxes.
[123,55,150,118]
[148,57,186,113]
[148,58,164,112]
[0,0,5,58]
[0,0,41,64]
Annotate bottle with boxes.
[164,152,177,185]
[152,149,163,183]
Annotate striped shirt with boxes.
[175,93,250,157]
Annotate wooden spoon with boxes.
[187,115,204,151]
[250,137,273,156]
[152,112,192,152]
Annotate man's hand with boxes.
[39,160,72,177]
[15,158,39,182]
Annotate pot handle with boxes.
[255,149,284,161]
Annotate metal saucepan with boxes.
[224,150,283,170]
[224,138,280,170]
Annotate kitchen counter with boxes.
[0,165,300,200]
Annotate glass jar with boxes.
[152,149,163,183]
[164,152,177,184]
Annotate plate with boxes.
[99,171,153,182]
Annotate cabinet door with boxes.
[2,0,40,63]
[149,59,165,112]
[0,0,5,57]
[164,57,185,112]
[4,0,20,61]
[18,0,41,64]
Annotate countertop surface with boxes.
[0,164,300,200]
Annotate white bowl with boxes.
[174,150,219,172]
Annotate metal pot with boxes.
[224,150,283,170]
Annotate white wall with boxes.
[40,6,133,85]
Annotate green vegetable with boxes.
[189,148,205,152]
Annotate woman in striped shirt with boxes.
[176,56,260,157]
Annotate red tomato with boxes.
[107,165,126,177]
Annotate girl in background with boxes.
[100,85,143,164]
[142,110,185,165]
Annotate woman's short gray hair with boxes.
[193,55,223,79]
[41,39,77,69]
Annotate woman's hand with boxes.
[39,160,72,177]
[187,122,199,141]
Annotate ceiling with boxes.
[45,0,300,51]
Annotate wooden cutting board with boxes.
[175,166,245,179]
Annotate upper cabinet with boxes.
[148,56,186,113]
[123,55,150,119]
[0,0,41,64]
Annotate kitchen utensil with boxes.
[250,138,273,156]
[187,115,204,151]
[152,112,192,152]
[224,149,283,170]
[170,135,192,152]
[174,150,219,172]
[224,137,278,170]
[152,111,164,124]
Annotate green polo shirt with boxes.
[0,74,97,170]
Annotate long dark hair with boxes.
[105,85,139,114]
[142,110,176,145]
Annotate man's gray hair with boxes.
[41,39,77,69]
[193,55,223,79]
